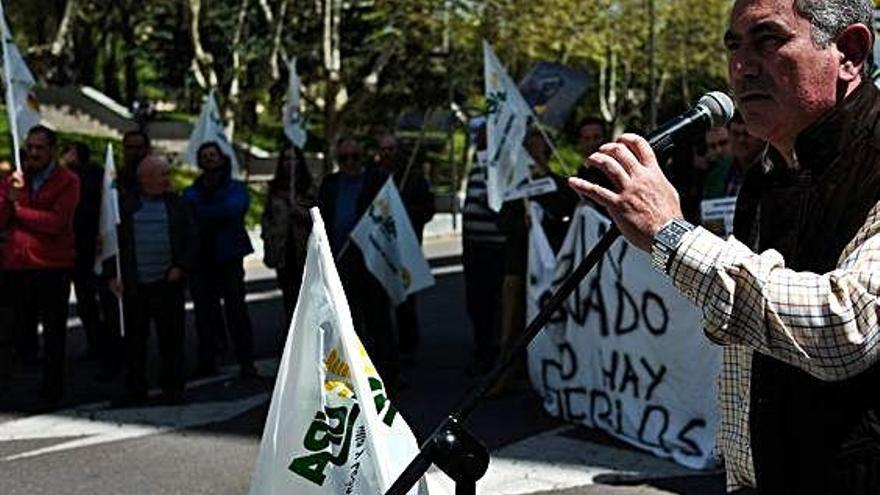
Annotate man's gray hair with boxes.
[795,0,874,47]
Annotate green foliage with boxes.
[5,0,733,192]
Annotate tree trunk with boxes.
[322,0,343,176]
[225,0,251,141]
[656,70,669,112]
[256,0,273,23]
[599,45,617,127]
[72,22,96,86]
[242,68,258,128]
[268,0,289,81]
[335,45,394,124]
[50,0,76,57]
[102,34,121,101]
[120,4,138,104]
[188,0,218,91]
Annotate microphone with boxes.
[647,91,735,158]
[579,92,734,194]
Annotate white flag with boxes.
[95,144,120,275]
[483,41,533,212]
[283,57,308,148]
[186,90,241,176]
[0,1,40,172]
[350,178,435,306]
[248,208,428,495]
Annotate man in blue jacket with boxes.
[184,142,257,378]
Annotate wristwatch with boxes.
[651,218,695,273]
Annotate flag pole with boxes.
[532,118,572,173]
[114,253,125,338]
[335,236,353,262]
[399,108,434,190]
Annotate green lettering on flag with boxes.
[288,403,361,486]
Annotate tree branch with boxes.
[269,0,289,81]
[50,0,77,57]
[188,0,219,91]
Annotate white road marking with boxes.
[0,393,269,461]
[0,359,281,462]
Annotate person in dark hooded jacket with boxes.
[183,142,256,379]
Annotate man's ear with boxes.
[836,23,873,81]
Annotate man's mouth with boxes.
[738,92,772,103]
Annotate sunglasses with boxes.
[338,154,360,161]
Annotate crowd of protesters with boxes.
[0,108,764,410]
[0,123,441,409]
[0,126,260,408]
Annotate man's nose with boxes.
[729,49,761,81]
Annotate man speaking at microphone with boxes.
[569,0,880,493]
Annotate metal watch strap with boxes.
[651,218,695,273]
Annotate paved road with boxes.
[0,234,724,494]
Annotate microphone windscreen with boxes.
[698,92,735,128]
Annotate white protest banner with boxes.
[484,40,533,212]
[527,205,721,469]
[529,203,557,286]
[248,208,430,495]
[0,0,40,173]
[186,90,241,176]
[283,56,308,148]
[700,197,737,238]
[503,175,558,201]
[350,178,435,306]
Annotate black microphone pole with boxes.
[385,92,734,495]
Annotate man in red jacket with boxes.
[0,125,80,407]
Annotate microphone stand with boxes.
[385,225,621,495]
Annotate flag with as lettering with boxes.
[248,208,431,495]
[483,40,534,212]
[350,178,435,306]
[186,90,241,176]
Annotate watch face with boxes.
[652,219,694,273]
[659,226,679,247]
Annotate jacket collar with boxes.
[793,81,878,177]
[28,161,58,193]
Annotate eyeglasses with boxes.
[338,154,360,162]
